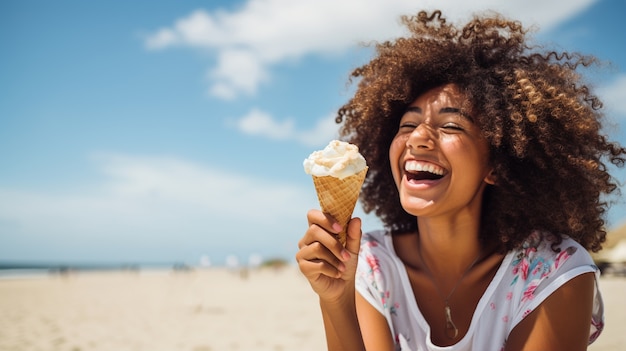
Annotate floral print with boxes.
[509,231,577,303]
[590,316,604,343]
[360,233,400,315]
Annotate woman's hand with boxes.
[296,209,362,303]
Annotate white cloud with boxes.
[599,75,626,118]
[233,108,339,146]
[209,49,270,99]
[0,153,316,262]
[144,28,179,49]
[143,0,598,100]
[235,108,295,139]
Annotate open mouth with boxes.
[407,171,444,181]
[405,161,445,182]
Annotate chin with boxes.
[399,196,434,217]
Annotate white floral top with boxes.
[356,230,604,351]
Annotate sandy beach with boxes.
[0,267,623,351]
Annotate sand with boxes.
[0,267,623,351]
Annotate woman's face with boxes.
[389,84,494,219]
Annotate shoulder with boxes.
[358,230,397,269]
[502,231,603,342]
[355,230,415,334]
[508,231,595,288]
[356,230,400,297]
[358,230,391,265]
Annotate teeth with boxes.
[405,161,444,175]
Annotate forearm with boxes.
[319,291,365,351]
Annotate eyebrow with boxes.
[405,106,474,121]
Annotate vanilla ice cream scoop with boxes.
[303,140,367,180]
[303,140,368,246]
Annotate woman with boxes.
[296,10,625,351]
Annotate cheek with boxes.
[390,134,407,154]
[389,136,407,184]
[444,140,492,178]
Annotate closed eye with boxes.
[441,123,464,131]
[399,122,418,130]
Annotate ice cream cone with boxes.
[312,167,368,246]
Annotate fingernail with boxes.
[341,249,351,261]
[338,263,346,272]
[332,222,342,233]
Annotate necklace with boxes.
[418,246,483,340]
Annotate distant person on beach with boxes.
[296,10,626,351]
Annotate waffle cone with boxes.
[312,167,368,246]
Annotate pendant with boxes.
[444,305,459,339]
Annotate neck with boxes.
[416,213,483,277]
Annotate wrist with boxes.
[319,284,356,307]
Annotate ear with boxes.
[484,169,497,185]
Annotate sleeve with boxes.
[355,231,388,315]
[508,236,604,343]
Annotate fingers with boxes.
[299,210,347,257]
[304,209,342,240]
[296,243,346,278]
[296,209,351,278]
[345,217,363,255]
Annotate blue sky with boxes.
[1,0,625,266]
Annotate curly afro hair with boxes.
[337,10,626,252]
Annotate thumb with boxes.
[344,217,362,255]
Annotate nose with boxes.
[407,123,436,150]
